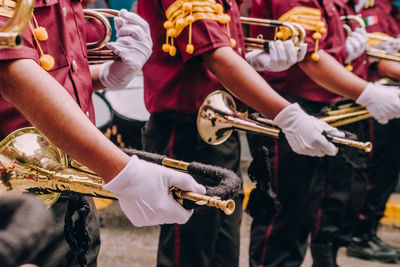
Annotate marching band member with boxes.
[0,2,205,266]
[346,0,400,262]
[247,0,400,266]
[137,0,343,266]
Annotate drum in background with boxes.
[103,73,149,149]
[92,92,113,132]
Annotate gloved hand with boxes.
[356,82,400,124]
[274,103,344,157]
[345,27,368,63]
[99,9,153,89]
[103,156,206,227]
[245,40,308,72]
[372,38,400,53]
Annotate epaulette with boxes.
[162,0,236,57]
[364,0,375,9]
[278,7,326,61]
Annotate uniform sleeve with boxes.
[0,16,39,62]
[160,0,233,62]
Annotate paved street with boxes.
[97,201,400,267]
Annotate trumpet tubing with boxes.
[0,0,34,48]
[0,127,235,214]
[197,91,373,152]
[84,9,119,64]
[341,15,400,62]
[240,16,305,52]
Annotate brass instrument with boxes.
[341,15,400,62]
[240,16,306,52]
[84,9,119,64]
[0,127,235,215]
[0,0,33,48]
[197,91,372,152]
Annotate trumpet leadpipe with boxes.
[172,187,235,215]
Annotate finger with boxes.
[268,41,279,65]
[273,40,286,65]
[119,9,150,33]
[283,40,297,65]
[297,43,308,62]
[166,169,207,194]
[114,17,125,31]
[117,24,148,40]
[319,138,339,156]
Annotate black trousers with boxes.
[353,118,400,236]
[32,196,101,267]
[247,98,369,267]
[142,113,242,267]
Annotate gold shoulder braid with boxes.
[278,7,326,61]
[364,0,375,9]
[162,0,236,57]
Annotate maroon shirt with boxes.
[250,0,366,103]
[361,0,400,81]
[137,0,245,115]
[0,0,94,139]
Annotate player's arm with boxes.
[376,59,400,81]
[0,58,204,227]
[203,46,342,157]
[299,50,367,99]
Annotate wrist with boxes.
[273,103,304,129]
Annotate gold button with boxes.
[71,60,77,72]
[63,7,67,17]
[86,111,90,117]
[332,7,336,12]
[44,0,49,3]
[238,47,242,55]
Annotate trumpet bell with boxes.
[197,91,237,145]
[0,127,65,206]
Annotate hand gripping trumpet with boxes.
[197,91,373,153]
[240,16,306,52]
[0,127,238,215]
[84,9,119,64]
[341,14,400,62]
[0,0,33,48]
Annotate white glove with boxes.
[274,103,344,157]
[345,27,368,63]
[372,38,400,53]
[356,82,400,124]
[103,156,206,227]
[245,40,308,72]
[99,9,153,89]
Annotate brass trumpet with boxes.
[0,127,236,215]
[197,91,372,152]
[84,9,119,64]
[341,15,400,62]
[240,16,306,52]
[0,0,33,48]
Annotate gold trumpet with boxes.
[341,15,400,62]
[84,9,119,64]
[240,16,306,52]
[0,0,33,48]
[0,127,236,215]
[197,91,372,152]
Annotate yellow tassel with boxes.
[346,64,353,72]
[311,52,320,61]
[186,44,194,54]
[230,38,237,48]
[162,43,171,53]
[40,54,55,71]
[33,26,48,41]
